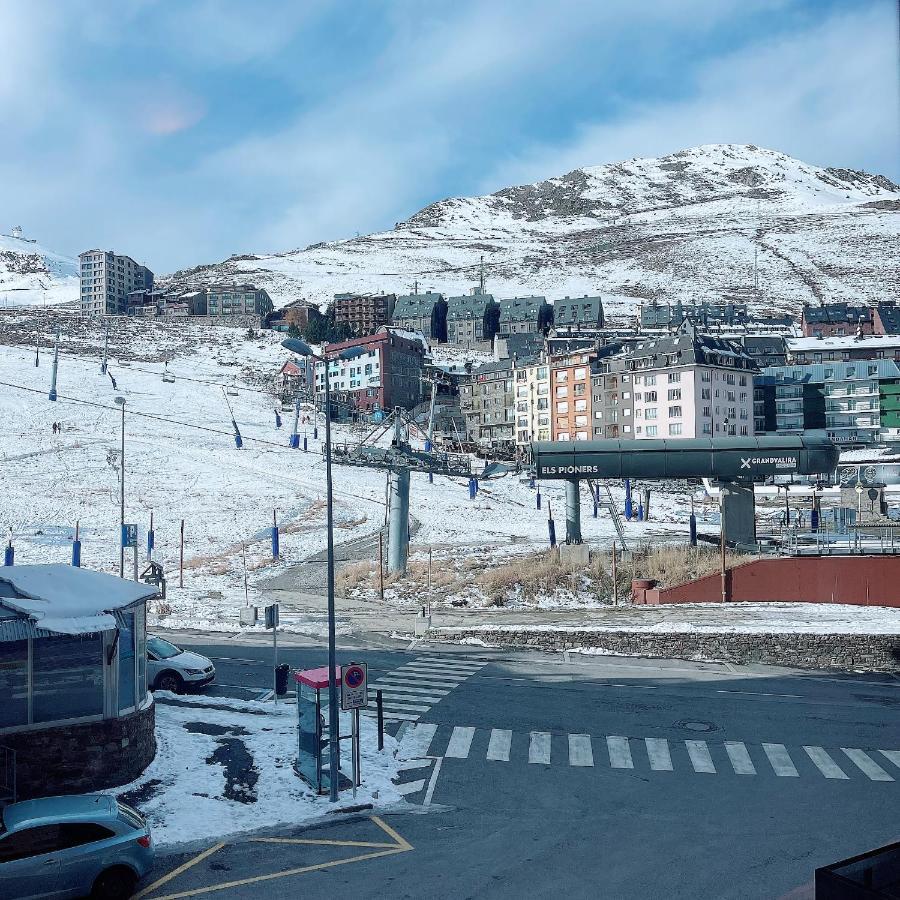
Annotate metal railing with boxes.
[0,746,16,806]
[777,524,898,556]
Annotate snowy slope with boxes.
[166,144,900,320]
[0,229,79,308]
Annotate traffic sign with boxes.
[341,662,368,710]
[121,524,138,548]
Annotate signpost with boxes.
[265,603,280,702]
[122,524,138,582]
[341,663,368,798]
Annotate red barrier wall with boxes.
[641,556,900,606]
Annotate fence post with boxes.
[377,690,384,751]
[179,519,185,588]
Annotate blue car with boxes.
[0,794,154,899]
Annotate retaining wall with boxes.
[435,628,900,672]
[637,555,900,606]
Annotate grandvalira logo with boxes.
[739,455,796,470]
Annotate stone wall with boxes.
[434,629,900,673]
[3,699,157,800]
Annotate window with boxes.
[644,375,656,385]
[646,425,658,436]
[537,398,548,410]
[556,402,568,413]
[701,388,711,400]
[702,422,712,434]
[669,423,683,436]
[0,825,63,861]
[644,391,657,403]
[555,386,568,397]
[574,367,586,380]
[645,408,657,419]
[556,371,568,383]
[669,406,682,418]
[0,640,27,728]
[703,406,711,417]
[668,389,681,401]
[667,372,681,383]
[574,399,587,412]
[573,384,585,396]
[32,634,103,723]
[575,415,588,427]
[118,611,136,712]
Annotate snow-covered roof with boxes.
[0,565,159,635]
[788,335,900,351]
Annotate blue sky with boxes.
[2,0,897,272]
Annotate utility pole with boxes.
[479,255,485,294]
[115,397,126,578]
[101,321,109,375]
[48,330,60,402]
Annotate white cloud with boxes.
[483,4,900,189]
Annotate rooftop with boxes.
[0,565,158,635]
[788,334,900,351]
[802,303,872,324]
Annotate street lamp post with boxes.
[282,338,344,801]
[115,396,126,578]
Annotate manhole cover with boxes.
[673,720,718,733]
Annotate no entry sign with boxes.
[341,662,368,710]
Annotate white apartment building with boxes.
[514,359,551,446]
[628,328,758,439]
[80,250,153,316]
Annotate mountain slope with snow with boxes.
[0,228,79,308]
[166,144,900,321]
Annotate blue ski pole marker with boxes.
[275,410,282,428]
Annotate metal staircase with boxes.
[593,481,628,551]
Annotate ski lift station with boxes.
[531,432,839,546]
[0,565,160,801]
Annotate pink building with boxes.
[627,328,758,439]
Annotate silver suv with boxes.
[147,635,215,694]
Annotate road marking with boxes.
[377,700,431,713]
[686,740,716,774]
[376,676,461,689]
[645,738,673,771]
[399,663,482,675]
[724,742,756,775]
[423,756,443,808]
[445,726,476,759]
[486,729,512,762]
[398,723,438,759]
[569,734,594,767]
[803,747,848,779]
[397,758,432,771]
[841,748,894,781]
[529,731,551,765]
[395,779,426,795]
[370,690,446,703]
[763,743,799,777]
[715,690,802,699]
[878,749,900,771]
[370,683,451,697]
[137,817,413,900]
[606,736,633,769]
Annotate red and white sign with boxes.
[341,663,368,710]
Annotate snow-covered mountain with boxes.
[0,227,79,308]
[166,144,899,321]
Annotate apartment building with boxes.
[207,284,273,318]
[553,296,604,334]
[801,302,873,337]
[393,292,444,338]
[333,292,395,335]
[786,335,900,364]
[640,300,748,330]
[759,360,900,446]
[79,250,154,316]
[626,329,758,439]
[590,358,635,439]
[446,293,495,348]
[550,351,595,441]
[514,360,551,447]
[498,296,548,336]
[459,361,515,445]
[312,326,425,416]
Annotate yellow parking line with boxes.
[134,842,226,899]
[143,847,409,900]
[137,816,413,899]
[252,837,399,849]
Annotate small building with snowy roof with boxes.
[0,565,159,800]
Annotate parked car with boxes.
[147,634,215,694]
[0,794,153,899]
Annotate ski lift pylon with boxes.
[162,362,175,384]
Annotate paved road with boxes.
[145,632,899,899]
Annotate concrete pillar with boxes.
[719,481,756,546]
[565,478,582,545]
[387,468,411,574]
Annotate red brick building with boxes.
[314,327,425,415]
[333,292,396,336]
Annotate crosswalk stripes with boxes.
[363,654,487,723]
[607,736,633,769]
[724,742,756,775]
[804,746,848,780]
[645,737,673,771]
[842,748,894,781]
[762,743,799,777]
[395,726,899,784]
[529,731,551,765]
[686,740,716,774]
[486,729,512,762]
